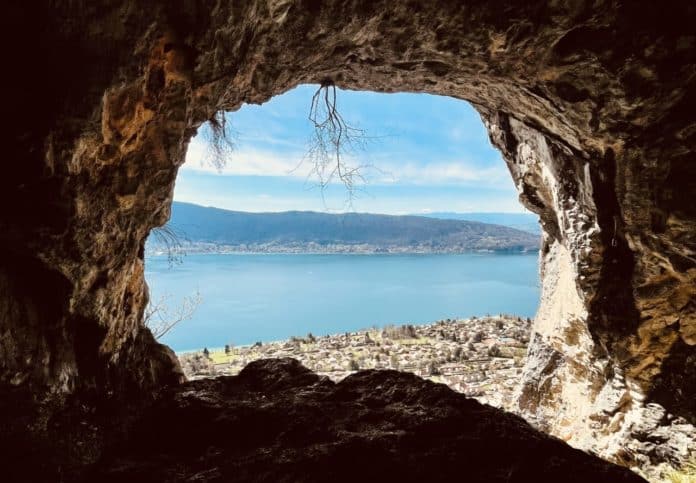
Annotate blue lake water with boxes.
[145,253,540,352]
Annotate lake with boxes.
[145,253,540,352]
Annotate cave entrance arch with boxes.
[146,85,542,404]
[3,1,694,472]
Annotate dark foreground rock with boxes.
[85,359,642,483]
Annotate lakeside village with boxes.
[148,241,538,256]
[178,315,532,411]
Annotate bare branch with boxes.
[144,290,202,340]
[149,224,189,266]
[303,82,376,206]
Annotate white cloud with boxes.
[174,190,525,215]
[372,160,510,187]
[182,139,306,177]
[182,139,512,188]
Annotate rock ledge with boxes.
[86,359,643,483]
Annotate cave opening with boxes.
[3,2,695,481]
[144,85,541,410]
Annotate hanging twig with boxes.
[149,224,188,266]
[201,111,236,171]
[303,81,374,204]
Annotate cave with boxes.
[2,1,695,481]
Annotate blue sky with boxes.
[176,85,525,214]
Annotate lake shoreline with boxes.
[147,245,540,257]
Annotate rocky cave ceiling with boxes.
[1,1,695,480]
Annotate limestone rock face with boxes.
[2,0,695,475]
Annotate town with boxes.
[178,315,532,411]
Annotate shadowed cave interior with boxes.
[1,1,695,481]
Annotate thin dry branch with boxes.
[144,290,202,340]
[150,224,188,266]
[303,82,375,203]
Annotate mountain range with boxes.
[420,212,540,235]
[148,202,540,254]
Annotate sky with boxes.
[175,84,526,214]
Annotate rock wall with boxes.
[2,0,694,473]
[487,112,696,469]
